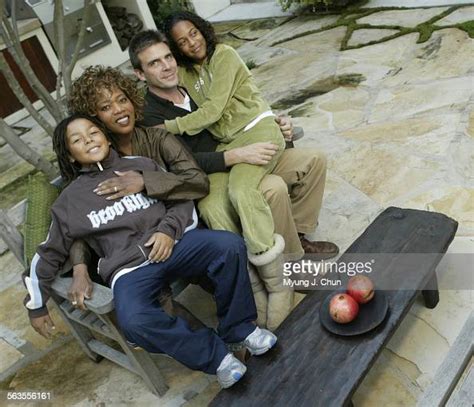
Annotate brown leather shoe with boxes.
[299,237,339,260]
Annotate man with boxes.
[129,30,338,261]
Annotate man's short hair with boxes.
[129,30,168,70]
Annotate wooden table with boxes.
[210,207,458,407]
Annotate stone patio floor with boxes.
[0,3,473,407]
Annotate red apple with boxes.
[329,293,359,324]
[347,275,375,304]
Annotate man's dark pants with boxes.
[113,229,257,374]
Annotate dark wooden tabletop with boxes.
[210,207,458,407]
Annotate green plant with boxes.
[272,4,469,51]
[147,0,194,30]
[456,20,474,38]
[246,59,257,70]
[279,0,361,12]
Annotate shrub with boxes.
[147,0,194,30]
[246,59,257,70]
[279,0,361,12]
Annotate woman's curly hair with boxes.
[163,11,218,69]
[68,65,144,121]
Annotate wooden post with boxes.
[52,299,103,363]
[0,208,24,263]
[98,313,169,396]
[422,272,440,309]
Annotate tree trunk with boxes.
[0,0,94,179]
[0,118,58,180]
[63,0,94,95]
[53,0,67,116]
[0,14,64,122]
[0,54,55,137]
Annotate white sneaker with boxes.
[244,327,277,356]
[216,353,247,389]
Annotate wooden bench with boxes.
[418,312,473,406]
[0,199,191,396]
[211,207,458,407]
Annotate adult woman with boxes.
[67,66,212,320]
[68,66,208,202]
[24,114,277,388]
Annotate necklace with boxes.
[174,87,185,104]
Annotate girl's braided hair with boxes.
[53,113,117,184]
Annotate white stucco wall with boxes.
[71,0,156,78]
[191,0,231,19]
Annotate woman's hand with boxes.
[145,232,175,263]
[30,313,55,339]
[94,170,145,200]
[68,264,93,310]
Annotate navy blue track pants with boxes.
[113,229,257,374]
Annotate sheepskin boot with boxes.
[248,234,294,331]
[248,262,268,327]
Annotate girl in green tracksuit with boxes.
[163,11,293,332]
[163,11,285,257]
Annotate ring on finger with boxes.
[114,186,118,193]
[72,301,78,305]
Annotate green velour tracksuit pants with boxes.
[198,116,285,254]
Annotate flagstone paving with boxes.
[437,5,474,24]
[0,3,473,406]
[347,28,400,46]
[356,7,449,26]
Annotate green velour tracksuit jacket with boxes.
[164,44,272,144]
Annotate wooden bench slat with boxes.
[446,364,474,407]
[51,276,114,314]
[58,300,116,340]
[87,339,137,373]
[61,301,75,314]
[81,311,101,328]
[0,201,26,257]
[419,312,473,407]
[70,308,87,320]
[211,207,458,407]
[7,199,27,226]
[92,318,108,332]
[0,208,24,260]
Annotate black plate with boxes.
[319,290,389,336]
